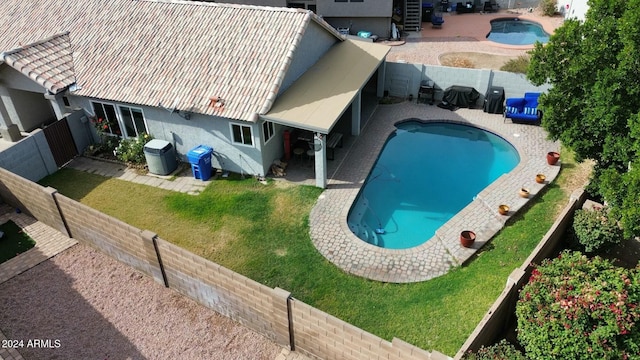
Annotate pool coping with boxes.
[309,102,560,283]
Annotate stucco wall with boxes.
[562,0,588,21]
[7,88,56,132]
[317,0,391,17]
[0,65,44,93]
[323,17,390,37]
[73,96,267,176]
[0,129,57,181]
[385,62,550,103]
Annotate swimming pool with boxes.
[487,18,549,45]
[347,121,520,249]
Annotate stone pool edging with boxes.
[309,103,561,283]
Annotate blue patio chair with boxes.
[431,12,444,28]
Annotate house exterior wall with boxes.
[6,88,57,132]
[74,96,267,176]
[322,17,390,37]
[0,66,57,132]
[317,0,391,17]
[562,0,588,21]
[0,65,44,93]
[201,0,287,6]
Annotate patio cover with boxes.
[261,39,389,134]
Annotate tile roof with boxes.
[1,32,76,95]
[0,0,342,121]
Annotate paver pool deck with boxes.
[310,102,560,283]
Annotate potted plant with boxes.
[546,151,560,165]
[460,230,476,248]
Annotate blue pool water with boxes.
[347,121,520,249]
[487,18,549,45]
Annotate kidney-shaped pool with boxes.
[347,120,520,249]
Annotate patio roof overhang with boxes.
[260,39,389,134]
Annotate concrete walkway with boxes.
[309,102,560,283]
[66,157,210,195]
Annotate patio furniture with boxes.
[326,132,343,160]
[456,2,475,13]
[418,80,437,105]
[442,85,480,108]
[504,92,542,124]
[483,0,498,12]
[431,12,445,28]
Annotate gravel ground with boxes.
[0,244,284,360]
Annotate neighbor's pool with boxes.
[347,121,520,249]
[487,18,549,45]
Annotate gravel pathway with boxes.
[0,244,284,360]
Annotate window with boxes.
[118,105,148,138]
[262,121,275,143]
[350,0,364,2]
[231,123,254,146]
[335,0,348,2]
[62,96,70,107]
[91,102,123,137]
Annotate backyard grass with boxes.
[39,149,588,356]
[0,220,36,263]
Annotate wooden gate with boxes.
[43,118,78,167]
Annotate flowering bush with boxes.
[88,117,119,155]
[516,251,640,359]
[115,133,153,165]
[572,207,623,253]
[461,339,527,360]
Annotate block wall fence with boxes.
[0,166,449,360]
[453,188,588,359]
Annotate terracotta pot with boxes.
[546,151,560,165]
[460,230,476,248]
[519,188,530,198]
[498,204,509,215]
[536,174,546,184]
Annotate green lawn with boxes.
[0,220,36,263]
[39,152,585,356]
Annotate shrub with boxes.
[88,117,120,156]
[572,207,623,253]
[516,251,640,359]
[462,339,527,360]
[500,56,530,74]
[539,0,557,16]
[115,133,153,165]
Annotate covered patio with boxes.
[262,39,389,188]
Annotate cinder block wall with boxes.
[0,130,57,182]
[155,237,291,347]
[290,299,437,360]
[385,62,551,103]
[0,167,437,359]
[0,167,68,237]
[453,189,588,358]
[55,194,162,279]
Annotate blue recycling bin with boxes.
[187,145,213,181]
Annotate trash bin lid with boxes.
[144,139,172,154]
[187,145,213,161]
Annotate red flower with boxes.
[103,125,108,130]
